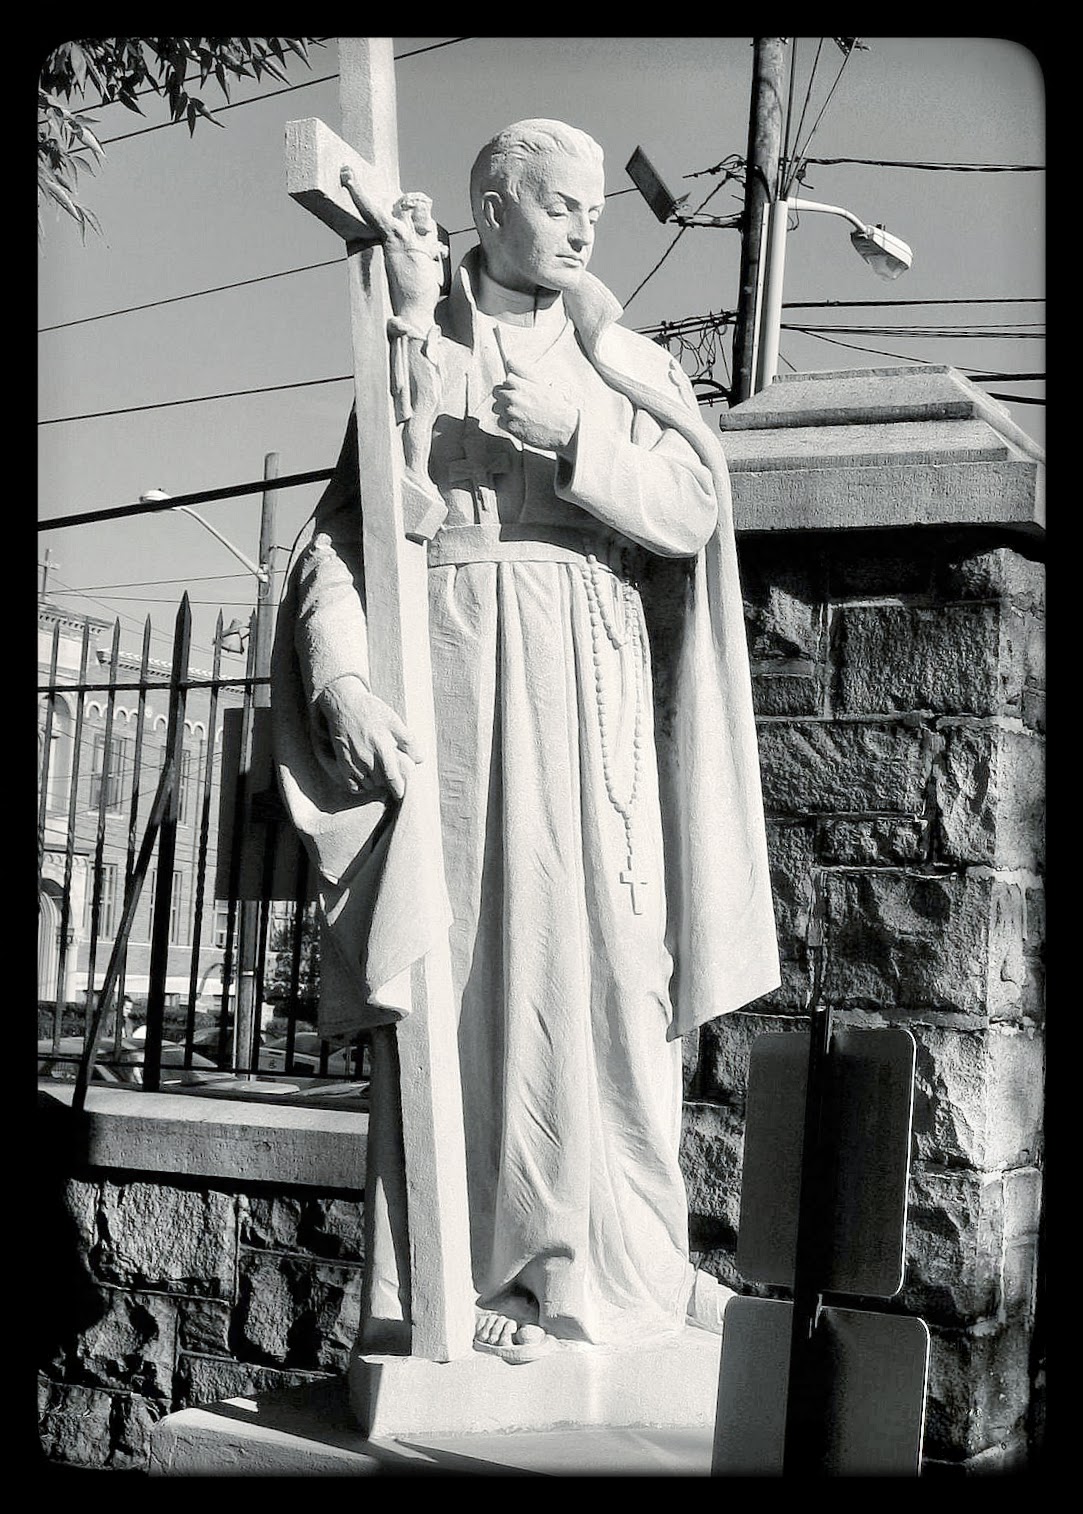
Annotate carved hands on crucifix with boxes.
[340,164,448,541]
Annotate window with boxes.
[177,749,193,825]
[89,730,131,812]
[148,868,186,945]
[213,903,231,949]
[95,863,119,938]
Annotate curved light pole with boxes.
[754,197,913,393]
[142,455,281,1081]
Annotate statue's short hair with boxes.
[470,120,604,228]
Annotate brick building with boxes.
[37,600,244,1020]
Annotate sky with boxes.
[37,36,1045,667]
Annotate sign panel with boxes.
[713,1296,930,1477]
[737,1027,917,1297]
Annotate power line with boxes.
[40,374,352,427]
[50,572,257,592]
[40,467,334,534]
[38,258,342,334]
[39,314,1044,427]
[802,156,1045,173]
[95,38,474,147]
[38,189,640,336]
[623,180,737,310]
[783,323,1043,339]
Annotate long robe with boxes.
[272,249,779,1345]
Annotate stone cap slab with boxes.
[718,367,1044,535]
[39,1083,367,1191]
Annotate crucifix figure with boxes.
[273,40,780,1391]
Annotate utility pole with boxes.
[731,37,789,405]
[233,452,279,1077]
[40,547,56,603]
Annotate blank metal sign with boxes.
[736,1027,916,1298]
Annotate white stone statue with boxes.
[273,120,779,1364]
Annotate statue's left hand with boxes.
[493,362,578,455]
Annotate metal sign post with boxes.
[713,890,930,1476]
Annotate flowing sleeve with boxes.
[293,413,371,704]
[553,356,717,558]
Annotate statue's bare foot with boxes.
[473,1309,553,1365]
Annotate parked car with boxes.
[37,1037,218,1086]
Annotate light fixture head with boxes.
[850,223,912,280]
[626,146,681,223]
[139,489,172,502]
[217,618,249,655]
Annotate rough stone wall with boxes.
[37,1166,364,1471]
[678,527,1045,1475]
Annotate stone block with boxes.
[934,721,1044,869]
[910,1024,1044,1169]
[298,1197,365,1262]
[73,1287,178,1400]
[758,719,932,815]
[742,956,811,1014]
[1022,686,1045,733]
[175,1353,329,1411]
[752,668,824,717]
[923,1318,1035,1461]
[681,1027,701,1096]
[178,1297,233,1357]
[237,1250,364,1373]
[109,1391,165,1471]
[823,870,1027,1019]
[63,1177,100,1253]
[680,1102,744,1250]
[240,1193,365,1263]
[240,1194,305,1252]
[96,1181,238,1298]
[940,546,1044,612]
[697,1011,807,1109]
[818,815,927,865]
[1025,610,1045,691]
[741,565,824,661]
[902,1167,1042,1327]
[38,1377,115,1468]
[764,820,815,951]
[833,602,1026,716]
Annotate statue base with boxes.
[350,1323,723,1438]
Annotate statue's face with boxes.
[481,151,605,295]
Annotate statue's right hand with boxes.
[313,676,423,801]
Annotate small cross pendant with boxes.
[621,867,648,916]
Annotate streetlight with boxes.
[141,458,281,1083]
[139,491,269,584]
[753,197,913,393]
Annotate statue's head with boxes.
[470,120,605,295]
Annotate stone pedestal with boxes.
[681,366,1045,1475]
[351,1324,722,1437]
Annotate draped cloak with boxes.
[271,250,780,1051]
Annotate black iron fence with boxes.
[37,590,367,1107]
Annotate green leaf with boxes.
[68,42,88,89]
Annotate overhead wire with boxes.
[622,179,735,310]
[784,37,824,195]
[94,38,475,146]
[784,39,858,195]
[38,188,641,335]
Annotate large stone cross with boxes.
[284,38,474,1362]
